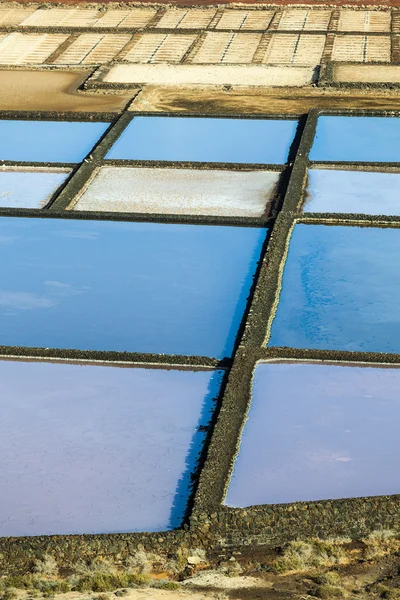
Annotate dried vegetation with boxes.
[3,532,400,600]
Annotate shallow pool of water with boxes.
[0,119,109,163]
[303,168,400,215]
[226,361,400,506]
[268,223,400,352]
[0,217,265,358]
[0,360,223,535]
[310,116,400,162]
[106,117,298,164]
[0,168,70,208]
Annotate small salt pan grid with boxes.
[277,8,332,30]
[338,9,391,32]
[121,33,196,63]
[214,9,275,30]
[155,8,217,29]
[0,32,68,64]
[332,34,391,62]
[192,31,262,63]
[53,33,131,65]
[0,3,395,72]
[262,33,326,65]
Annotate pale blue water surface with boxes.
[310,116,400,162]
[0,361,223,535]
[268,224,400,352]
[226,362,400,506]
[106,117,298,164]
[0,120,109,162]
[304,168,400,215]
[0,217,265,358]
[0,170,70,208]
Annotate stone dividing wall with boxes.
[0,4,397,67]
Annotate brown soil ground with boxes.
[131,84,400,115]
[0,70,132,113]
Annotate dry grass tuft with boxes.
[0,588,17,600]
[272,538,351,573]
[361,530,400,560]
[33,555,58,577]
[371,583,400,599]
[311,584,346,598]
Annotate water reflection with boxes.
[106,117,298,164]
[310,116,400,162]
[0,217,266,358]
[0,169,70,209]
[304,168,400,215]
[226,362,400,506]
[0,120,109,163]
[0,360,223,535]
[268,224,400,352]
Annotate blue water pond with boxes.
[0,217,265,358]
[268,223,400,352]
[0,120,109,163]
[226,361,400,506]
[0,361,223,535]
[106,117,298,164]
[310,116,400,163]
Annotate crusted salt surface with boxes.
[72,166,280,217]
[333,64,400,83]
[105,63,315,87]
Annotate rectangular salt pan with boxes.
[106,117,298,164]
[72,166,280,217]
[303,168,400,216]
[226,362,400,506]
[268,223,400,353]
[310,116,400,162]
[0,360,223,535]
[0,120,109,163]
[0,217,265,359]
[0,168,70,209]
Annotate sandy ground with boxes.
[52,592,226,600]
[13,577,265,600]
[0,70,132,112]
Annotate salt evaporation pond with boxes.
[72,166,280,217]
[0,119,109,162]
[0,217,265,358]
[303,168,400,216]
[310,116,400,162]
[268,223,400,353]
[226,361,400,506]
[0,360,223,536]
[0,169,70,208]
[106,116,298,164]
